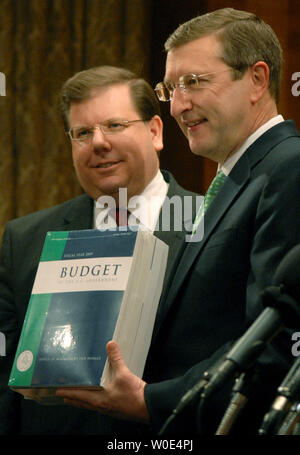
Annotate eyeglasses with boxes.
[155,69,232,102]
[67,119,149,143]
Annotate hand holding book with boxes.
[56,340,150,422]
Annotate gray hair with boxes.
[165,8,282,103]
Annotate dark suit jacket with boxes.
[0,170,197,435]
[143,120,300,434]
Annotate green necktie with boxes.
[192,170,227,234]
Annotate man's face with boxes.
[69,84,162,201]
[165,34,253,164]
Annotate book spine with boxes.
[8,294,52,387]
[9,231,70,387]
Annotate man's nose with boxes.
[91,127,112,152]
[170,87,193,118]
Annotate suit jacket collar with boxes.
[62,194,94,230]
[159,120,300,318]
[245,119,299,168]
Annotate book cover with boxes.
[9,228,168,398]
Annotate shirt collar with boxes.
[93,170,169,231]
[219,115,284,176]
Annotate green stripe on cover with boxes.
[8,293,52,387]
[40,231,69,262]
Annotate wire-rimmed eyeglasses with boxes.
[155,69,232,102]
[67,119,149,144]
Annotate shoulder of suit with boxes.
[6,193,92,231]
[161,169,199,198]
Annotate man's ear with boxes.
[148,115,164,152]
[249,61,270,104]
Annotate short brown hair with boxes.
[61,65,161,129]
[165,8,282,103]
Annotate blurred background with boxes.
[0,0,299,238]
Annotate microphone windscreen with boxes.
[273,244,300,302]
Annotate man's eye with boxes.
[110,122,122,128]
[107,122,124,131]
[187,76,202,88]
[184,75,208,89]
[75,129,91,139]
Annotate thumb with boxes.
[106,340,126,372]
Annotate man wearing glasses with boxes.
[0,65,197,434]
[53,8,300,435]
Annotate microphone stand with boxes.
[259,356,300,435]
[277,402,300,435]
[215,367,261,435]
[293,412,300,435]
[215,373,248,435]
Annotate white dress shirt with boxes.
[93,170,169,231]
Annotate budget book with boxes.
[9,228,168,403]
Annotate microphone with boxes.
[259,356,300,435]
[199,245,300,404]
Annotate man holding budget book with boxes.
[0,65,198,434]
[55,8,300,435]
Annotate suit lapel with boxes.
[156,156,250,328]
[61,194,94,230]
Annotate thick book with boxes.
[9,228,168,403]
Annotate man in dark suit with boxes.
[54,9,300,435]
[0,66,197,434]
